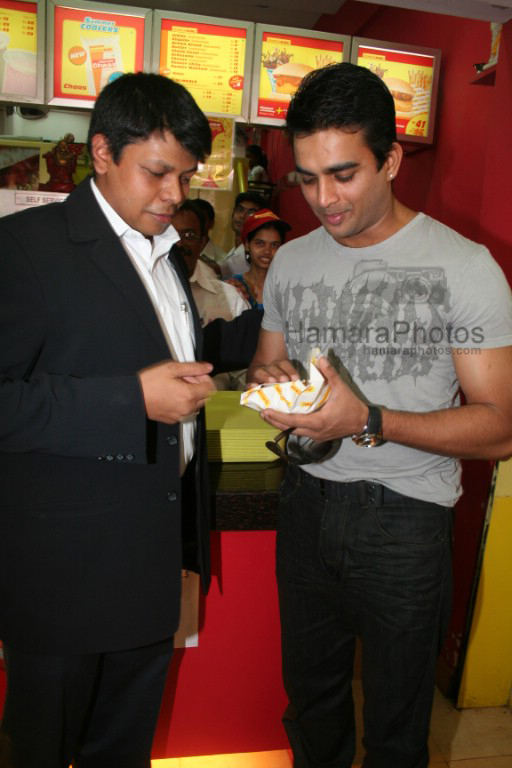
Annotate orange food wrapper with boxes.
[240,358,330,414]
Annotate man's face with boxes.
[231,200,261,236]
[172,208,207,277]
[91,130,198,237]
[294,127,400,248]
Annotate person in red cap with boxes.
[226,208,291,310]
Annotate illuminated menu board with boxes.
[250,24,350,127]
[153,12,253,120]
[352,38,440,144]
[0,0,44,103]
[47,0,151,107]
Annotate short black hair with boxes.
[246,144,268,170]
[177,199,208,237]
[285,62,396,170]
[234,191,267,209]
[193,198,215,226]
[87,72,212,164]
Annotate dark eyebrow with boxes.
[295,161,360,176]
[146,162,198,175]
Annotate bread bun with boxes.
[273,62,313,94]
[383,76,414,112]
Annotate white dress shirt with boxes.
[219,243,249,278]
[201,238,227,264]
[91,179,196,472]
[190,259,250,326]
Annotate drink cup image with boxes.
[2,49,37,97]
[0,32,10,94]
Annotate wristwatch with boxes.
[352,404,384,447]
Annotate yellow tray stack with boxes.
[205,391,278,463]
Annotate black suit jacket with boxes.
[0,179,260,655]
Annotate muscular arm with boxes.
[381,346,512,459]
[247,330,512,461]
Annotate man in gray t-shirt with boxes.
[247,63,512,768]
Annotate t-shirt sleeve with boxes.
[449,248,512,349]
[261,259,285,333]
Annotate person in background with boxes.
[220,191,266,278]
[247,62,512,768]
[193,197,226,275]
[246,144,269,183]
[173,199,250,326]
[0,72,261,768]
[227,208,290,310]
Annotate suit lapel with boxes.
[64,180,180,357]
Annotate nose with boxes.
[317,176,339,209]
[159,176,186,206]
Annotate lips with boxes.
[147,210,174,225]
[324,210,349,226]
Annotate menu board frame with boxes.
[46,0,152,108]
[351,37,441,145]
[151,10,254,121]
[0,0,45,104]
[249,23,351,128]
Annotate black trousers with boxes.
[0,637,174,768]
[277,466,453,768]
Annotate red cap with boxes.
[241,208,291,246]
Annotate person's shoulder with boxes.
[272,225,325,263]
[1,178,91,233]
[418,214,488,257]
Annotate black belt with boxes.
[286,464,407,505]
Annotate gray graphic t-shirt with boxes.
[262,214,512,505]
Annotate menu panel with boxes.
[250,25,350,127]
[352,38,440,144]
[154,12,253,120]
[0,0,44,103]
[48,0,150,107]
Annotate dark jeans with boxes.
[276,465,453,768]
[0,638,174,768]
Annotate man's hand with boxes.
[259,357,368,441]
[138,360,216,424]
[246,358,301,388]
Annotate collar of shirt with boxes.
[90,178,180,268]
[189,259,219,294]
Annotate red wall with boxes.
[272,2,511,280]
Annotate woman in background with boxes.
[226,209,290,310]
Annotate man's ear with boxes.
[90,133,113,175]
[384,141,403,180]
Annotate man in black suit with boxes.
[0,73,259,767]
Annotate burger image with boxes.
[383,76,415,112]
[272,62,314,95]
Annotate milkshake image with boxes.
[2,49,37,97]
[82,36,123,95]
[0,32,11,94]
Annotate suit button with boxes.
[126,453,134,461]
[167,491,178,502]
[116,453,124,461]
[166,435,178,446]
[106,454,114,461]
